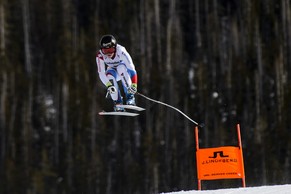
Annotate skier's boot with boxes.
[126,94,136,106]
[114,101,125,112]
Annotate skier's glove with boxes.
[128,84,137,94]
[107,85,117,94]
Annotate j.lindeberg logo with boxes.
[209,151,229,158]
[201,151,237,165]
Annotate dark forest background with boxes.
[1,0,291,193]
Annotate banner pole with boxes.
[237,124,246,188]
[195,126,201,190]
[195,126,199,150]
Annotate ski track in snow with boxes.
[161,184,291,194]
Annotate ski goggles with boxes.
[101,47,116,54]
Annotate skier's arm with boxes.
[120,48,138,87]
[96,52,112,87]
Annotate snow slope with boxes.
[161,184,291,194]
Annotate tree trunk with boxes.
[0,1,5,57]
[22,0,32,75]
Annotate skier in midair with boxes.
[96,34,138,111]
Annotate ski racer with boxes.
[96,34,138,111]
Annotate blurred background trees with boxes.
[1,0,291,193]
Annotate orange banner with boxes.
[196,146,245,180]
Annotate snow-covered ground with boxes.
[161,184,291,194]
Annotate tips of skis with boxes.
[99,105,145,117]
[115,105,145,111]
[99,111,139,117]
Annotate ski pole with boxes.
[136,92,202,127]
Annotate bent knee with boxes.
[116,64,127,75]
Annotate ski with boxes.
[115,104,145,111]
[99,111,139,117]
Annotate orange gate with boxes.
[195,124,246,190]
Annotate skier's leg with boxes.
[106,69,124,111]
[117,64,132,87]
[117,64,135,105]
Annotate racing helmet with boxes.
[99,35,117,49]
